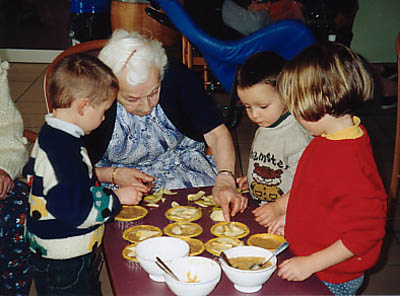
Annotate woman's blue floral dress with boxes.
[96,103,217,189]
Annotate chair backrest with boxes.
[155,0,316,92]
[389,32,400,206]
[44,39,108,113]
[397,33,400,102]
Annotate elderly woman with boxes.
[85,30,247,221]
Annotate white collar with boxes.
[45,114,84,138]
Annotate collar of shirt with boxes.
[45,114,84,138]
[268,111,291,128]
[323,116,363,140]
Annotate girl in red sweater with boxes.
[271,42,387,295]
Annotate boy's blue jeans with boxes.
[29,247,102,296]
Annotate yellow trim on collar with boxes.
[323,116,363,140]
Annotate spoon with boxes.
[155,256,180,281]
[249,241,289,270]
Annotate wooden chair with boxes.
[389,32,400,205]
[181,35,210,91]
[110,1,180,47]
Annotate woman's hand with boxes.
[112,167,154,191]
[0,169,14,200]
[95,167,154,194]
[212,174,248,222]
[204,124,248,221]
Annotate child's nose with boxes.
[251,109,260,120]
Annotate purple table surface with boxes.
[103,186,331,295]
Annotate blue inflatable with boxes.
[154,0,316,92]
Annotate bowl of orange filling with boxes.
[219,245,277,293]
[164,256,221,296]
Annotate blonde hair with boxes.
[277,42,373,121]
[98,29,168,86]
[48,53,119,109]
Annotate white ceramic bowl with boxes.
[136,236,190,282]
[164,256,221,296]
[219,245,277,293]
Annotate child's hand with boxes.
[267,214,286,235]
[114,186,144,205]
[278,256,314,282]
[253,202,282,227]
[235,176,249,191]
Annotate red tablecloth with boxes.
[102,186,331,295]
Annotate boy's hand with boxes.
[114,186,144,205]
[278,256,314,282]
[236,176,249,191]
[253,202,282,227]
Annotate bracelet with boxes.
[112,167,118,186]
[216,169,235,179]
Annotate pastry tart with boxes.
[205,236,244,256]
[179,237,205,256]
[210,221,249,239]
[115,205,148,222]
[247,233,286,251]
[164,222,203,238]
[165,206,202,222]
[122,225,162,243]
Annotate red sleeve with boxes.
[329,149,387,256]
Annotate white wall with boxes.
[351,0,400,63]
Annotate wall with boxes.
[351,0,400,63]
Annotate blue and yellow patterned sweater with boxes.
[23,117,121,259]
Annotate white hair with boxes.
[98,29,168,86]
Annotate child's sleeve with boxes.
[42,179,121,229]
[76,185,121,229]
[36,138,122,229]
[331,163,387,256]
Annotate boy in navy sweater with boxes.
[23,53,143,295]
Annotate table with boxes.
[103,186,331,295]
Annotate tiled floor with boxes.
[7,60,400,295]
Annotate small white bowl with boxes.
[219,246,277,293]
[136,236,190,282]
[164,256,221,296]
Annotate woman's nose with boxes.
[142,97,153,112]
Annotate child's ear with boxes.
[76,98,91,116]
